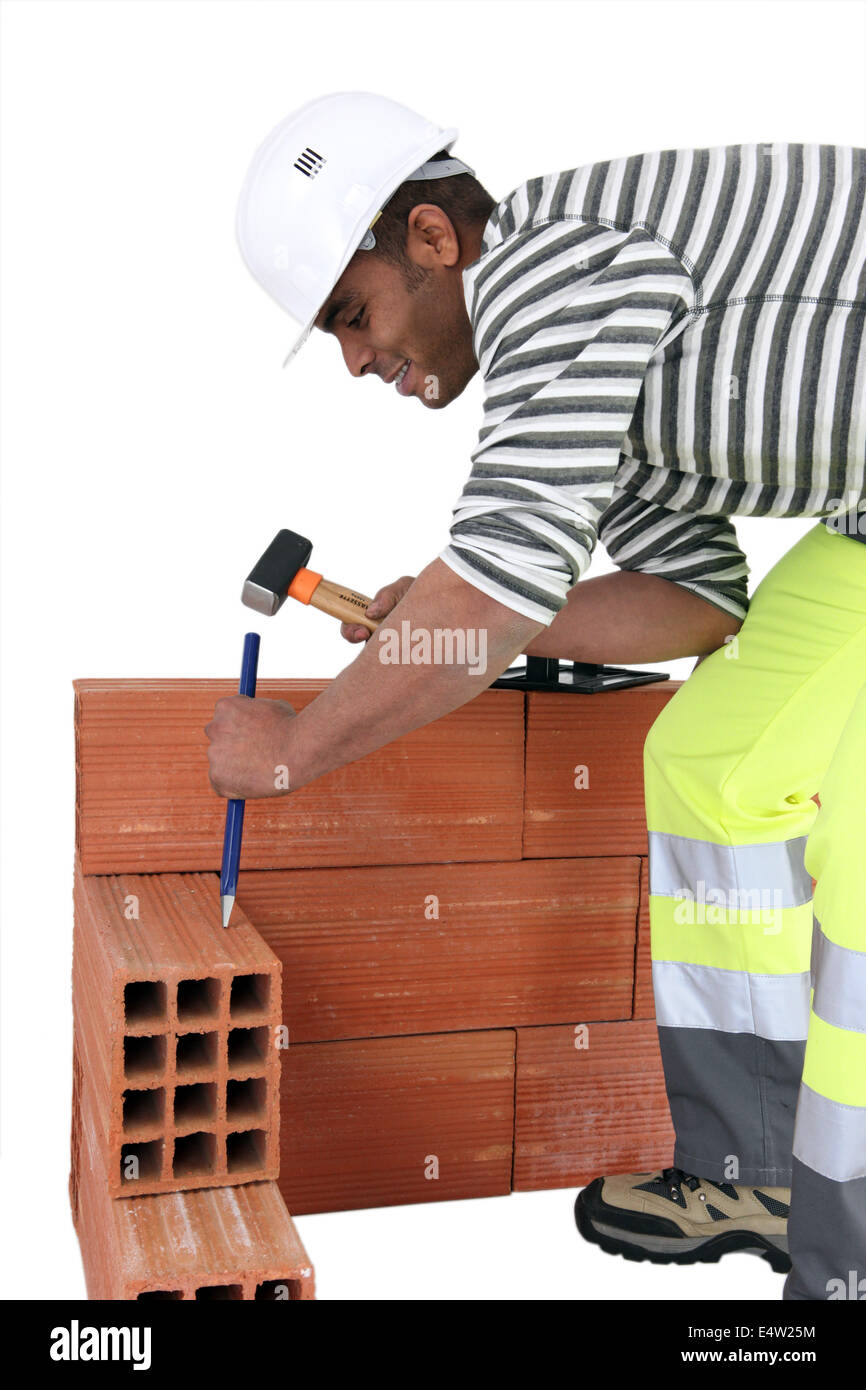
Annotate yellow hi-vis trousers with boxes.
[644,518,866,1300]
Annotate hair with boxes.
[369,150,496,288]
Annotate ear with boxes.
[404,203,461,268]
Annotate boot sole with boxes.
[575,1193,792,1274]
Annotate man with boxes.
[208,92,866,1300]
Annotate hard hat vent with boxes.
[294,147,326,179]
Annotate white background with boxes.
[1,0,864,1302]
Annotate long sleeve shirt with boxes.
[439,143,866,624]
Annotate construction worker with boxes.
[207,93,866,1301]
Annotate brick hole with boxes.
[173,1082,217,1129]
[226,1128,267,1174]
[172,1130,217,1178]
[124,980,167,1029]
[230,973,271,1021]
[255,1279,302,1300]
[122,1087,165,1135]
[195,1285,243,1300]
[227,1026,268,1073]
[137,1290,183,1301]
[225,1076,267,1126]
[175,1031,218,1076]
[177,977,221,1026]
[120,1138,163,1185]
[124,1034,166,1082]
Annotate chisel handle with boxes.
[237,630,261,699]
[219,631,260,919]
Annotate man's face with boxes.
[314,204,480,409]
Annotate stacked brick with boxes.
[73,868,281,1196]
[71,860,313,1299]
[75,679,524,872]
[73,676,677,1240]
[72,1041,313,1299]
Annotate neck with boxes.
[459,219,487,272]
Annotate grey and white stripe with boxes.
[440,143,866,623]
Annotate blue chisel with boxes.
[220,630,260,928]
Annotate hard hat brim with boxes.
[282,316,316,368]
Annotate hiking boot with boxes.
[575,1167,791,1272]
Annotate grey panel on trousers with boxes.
[658,1025,804,1185]
[648,831,812,908]
[784,1157,866,1300]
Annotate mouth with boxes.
[393,359,412,394]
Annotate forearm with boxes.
[525,570,741,664]
[282,558,543,790]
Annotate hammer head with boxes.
[242,528,313,616]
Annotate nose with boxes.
[341,337,376,379]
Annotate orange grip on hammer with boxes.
[287,567,323,604]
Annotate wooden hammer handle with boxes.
[310,578,379,631]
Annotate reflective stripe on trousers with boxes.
[644,520,866,1300]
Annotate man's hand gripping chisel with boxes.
[241,528,380,632]
[218,530,378,929]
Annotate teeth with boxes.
[394,360,410,386]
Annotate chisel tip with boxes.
[221,894,235,929]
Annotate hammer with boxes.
[242,529,380,632]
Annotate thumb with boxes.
[366,576,416,617]
[365,588,395,617]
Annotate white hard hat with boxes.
[236,92,465,362]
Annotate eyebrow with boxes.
[321,291,357,333]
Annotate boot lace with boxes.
[659,1166,702,1195]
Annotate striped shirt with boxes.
[439,143,866,624]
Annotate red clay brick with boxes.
[73,862,281,1198]
[523,684,680,858]
[72,1052,313,1300]
[279,1030,515,1214]
[239,857,640,1042]
[633,857,655,1019]
[74,680,525,873]
[512,1020,674,1190]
